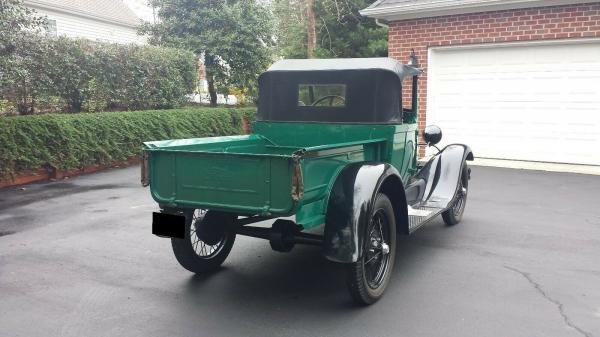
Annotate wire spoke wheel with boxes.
[363,210,391,289]
[346,193,397,305]
[442,163,469,226]
[452,183,467,217]
[171,209,237,274]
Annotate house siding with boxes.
[388,2,600,155]
[33,7,145,44]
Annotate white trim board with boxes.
[360,0,596,21]
[428,37,600,51]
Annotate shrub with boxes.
[0,34,197,114]
[0,107,256,180]
[0,99,17,116]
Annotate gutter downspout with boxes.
[375,18,389,28]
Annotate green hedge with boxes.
[0,107,256,180]
[0,34,197,114]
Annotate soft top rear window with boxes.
[298,84,346,107]
[257,69,403,123]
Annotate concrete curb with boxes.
[0,157,141,189]
[470,158,600,176]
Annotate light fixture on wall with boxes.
[408,49,419,67]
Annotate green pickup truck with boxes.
[143,57,473,305]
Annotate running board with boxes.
[408,205,445,233]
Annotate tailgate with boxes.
[145,150,298,215]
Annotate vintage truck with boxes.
[142,57,473,305]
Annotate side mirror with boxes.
[423,125,442,146]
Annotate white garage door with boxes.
[427,41,600,165]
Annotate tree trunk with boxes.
[204,54,218,106]
[207,77,217,107]
[306,0,316,58]
[69,90,82,113]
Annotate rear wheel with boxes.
[442,163,469,226]
[171,209,237,274]
[346,193,397,305]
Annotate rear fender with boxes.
[323,163,408,263]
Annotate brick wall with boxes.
[389,2,600,155]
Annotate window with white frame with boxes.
[46,19,57,36]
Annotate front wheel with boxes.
[346,193,397,305]
[442,163,469,226]
[171,209,237,274]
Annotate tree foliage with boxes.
[273,0,387,59]
[142,0,275,105]
[1,36,197,114]
[0,0,46,58]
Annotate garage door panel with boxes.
[427,41,600,165]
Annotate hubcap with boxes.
[190,210,227,259]
[363,209,391,289]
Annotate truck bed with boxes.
[143,123,394,226]
[143,135,304,215]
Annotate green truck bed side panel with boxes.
[253,122,417,229]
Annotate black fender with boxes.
[409,144,473,209]
[323,162,408,263]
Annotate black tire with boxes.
[442,163,469,226]
[171,209,236,274]
[346,193,397,305]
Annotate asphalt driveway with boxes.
[0,166,599,337]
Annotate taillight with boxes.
[141,150,150,187]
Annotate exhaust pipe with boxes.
[235,219,323,252]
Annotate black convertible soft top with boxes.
[267,58,420,80]
[257,58,420,124]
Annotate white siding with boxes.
[33,8,146,44]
